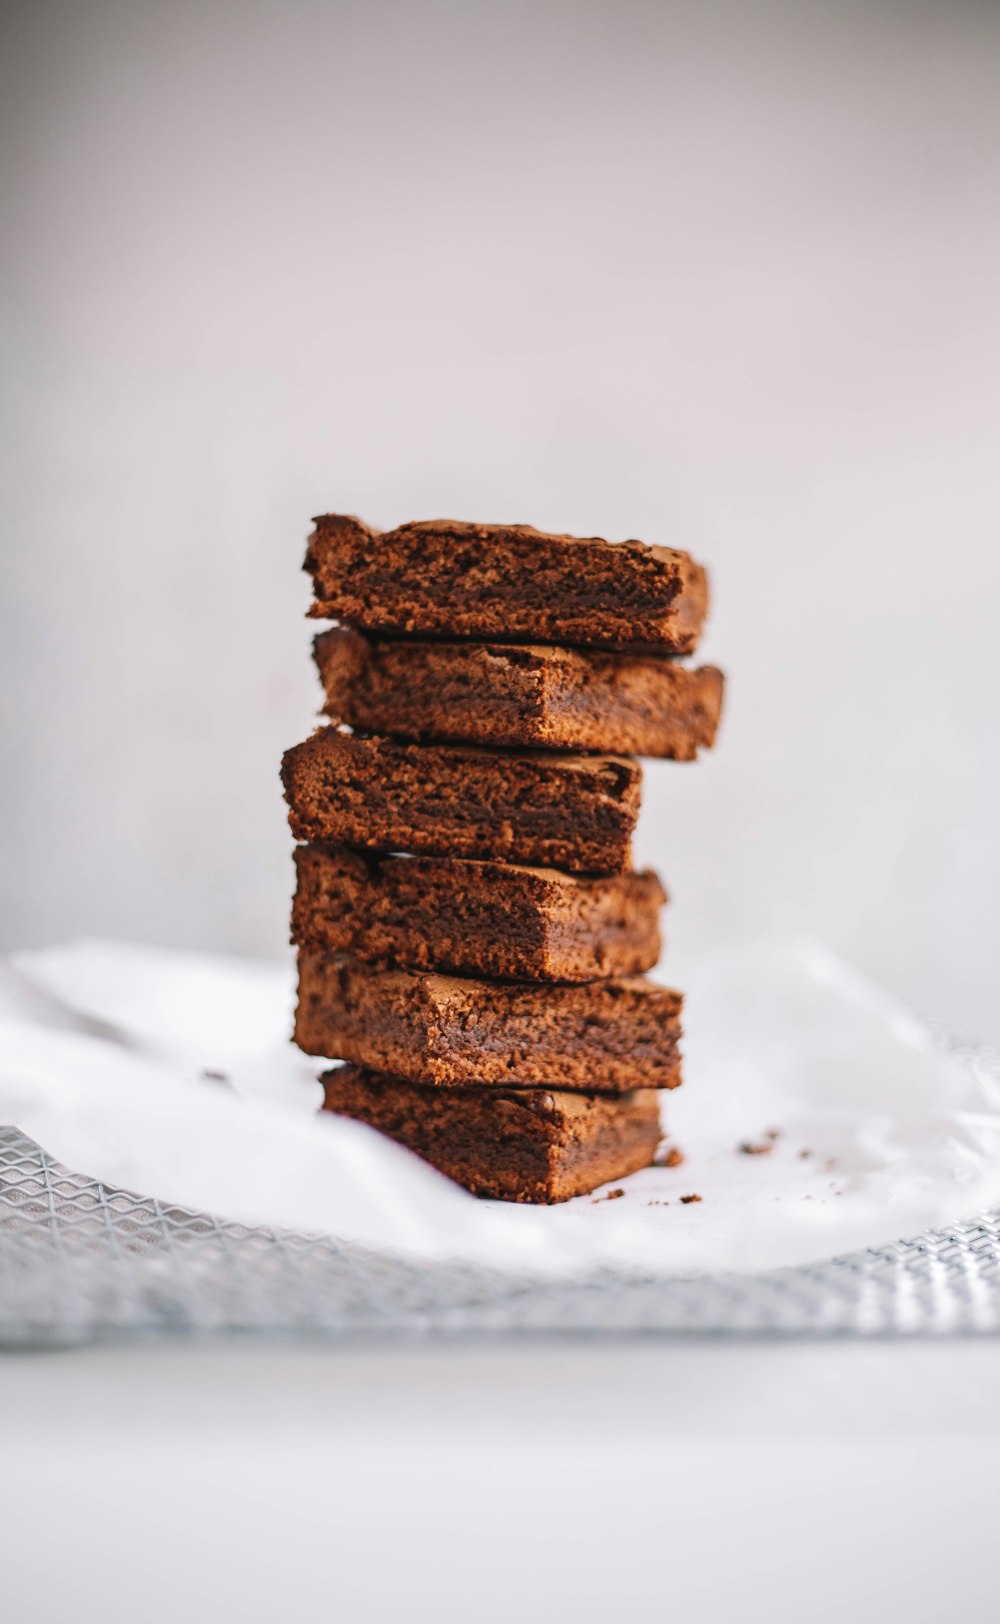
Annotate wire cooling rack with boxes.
[1,1126,998,1344]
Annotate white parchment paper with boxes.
[1,937,998,1276]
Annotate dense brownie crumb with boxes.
[305,514,709,653]
[281,728,641,874]
[291,844,666,982]
[295,952,684,1091]
[314,627,724,759]
[321,1066,661,1203]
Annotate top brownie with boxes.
[305,514,709,654]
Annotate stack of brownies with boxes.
[281,515,721,1204]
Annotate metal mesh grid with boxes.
[1,1126,998,1344]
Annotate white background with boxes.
[5,1339,999,1624]
[3,0,999,1040]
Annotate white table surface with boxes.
[4,1338,997,1624]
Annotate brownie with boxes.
[294,953,684,1091]
[314,628,725,759]
[304,515,709,654]
[281,729,640,874]
[291,844,666,982]
[321,1065,663,1203]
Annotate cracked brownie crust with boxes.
[281,729,641,874]
[305,514,709,653]
[321,1065,663,1203]
[294,953,684,1091]
[314,628,724,758]
[291,844,666,982]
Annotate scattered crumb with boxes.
[798,1148,812,1159]
[765,1128,782,1141]
[201,1069,231,1085]
[738,1140,774,1156]
[592,1187,625,1204]
[654,1142,685,1168]
[680,1193,703,1205]
[823,1157,838,1172]
[646,1199,671,1207]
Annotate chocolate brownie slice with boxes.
[322,1065,663,1203]
[294,954,683,1091]
[292,845,666,982]
[314,628,725,759]
[305,515,708,654]
[281,729,640,874]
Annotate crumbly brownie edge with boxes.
[320,1067,662,1203]
[291,844,550,978]
[304,515,709,654]
[542,867,666,980]
[280,730,640,874]
[313,628,551,743]
[291,845,665,981]
[313,630,724,758]
[294,954,684,1091]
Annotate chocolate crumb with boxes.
[680,1193,702,1204]
[798,1148,812,1159]
[646,1199,671,1206]
[201,1069,231,1085]
[592,1187,626,1204]
[738,1140,773,1156]
[652,1143,685,1169]
[765,1128,782,1141]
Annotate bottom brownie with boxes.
[321,1065,663,1204]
